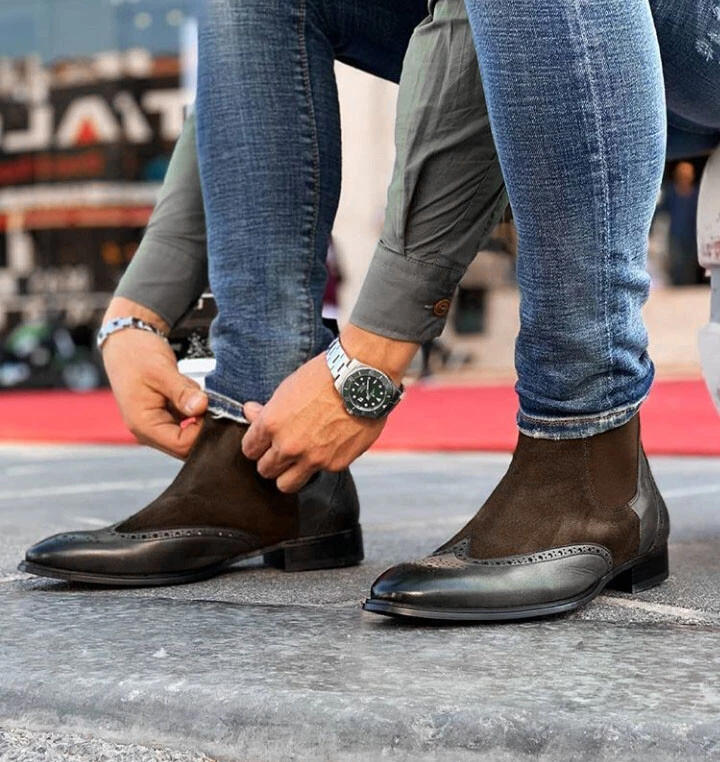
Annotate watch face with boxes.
[341,368,395,418]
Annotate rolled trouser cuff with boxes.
[517,395,649,440]
[206,390,249,424]
[350,242,463,343]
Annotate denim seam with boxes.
[295,0,320,371]
[517,405,643,439]
[518,396,644,426]
[207,388,244,407]
[209,409,250,425]
[569,0,613,412]
[206,390,248,423]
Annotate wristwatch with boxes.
[97,316,167,350]
[326,337,404,419]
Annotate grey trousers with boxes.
[351,0,508,342]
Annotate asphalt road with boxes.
[1,444,719,761]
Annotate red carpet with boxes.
[0,379,718,455]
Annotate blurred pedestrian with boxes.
[659,162,701,286]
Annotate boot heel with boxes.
[607,547,669,594]
[264,525,364,572]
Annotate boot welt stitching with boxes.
[427,538,613,569]
[108,527,259,542]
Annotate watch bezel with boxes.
[341,367,397,419]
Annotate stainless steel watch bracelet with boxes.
[96,316,168,350]
[326,337,404,407]
[326,336,355,382]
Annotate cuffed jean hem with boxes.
[517,394,649,440]
[206,390,249,425]
[350,242,463,343]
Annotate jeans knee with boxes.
[204,0,288,37]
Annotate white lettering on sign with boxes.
[55,96,122,148]
[114,91,153,143]
[2,105,53,152]
[142,90,190,141]
[0,50,193,153]
[0,91,189,152]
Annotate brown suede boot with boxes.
[364,415,669,621]
[20,417,363,586]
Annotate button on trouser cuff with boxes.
[350,242,463,344]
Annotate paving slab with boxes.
[0,728,213,762]
[3,590,720,761]
[1,445,720,761]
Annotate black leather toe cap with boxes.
[25,531,104,571]
[24,526,258,577]
[368,545,614,612]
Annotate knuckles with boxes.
[276,441,303,459]
[303,452,327,471]
[259,416,279,436]
[256,461,276,479]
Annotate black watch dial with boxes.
[341,368,396,418]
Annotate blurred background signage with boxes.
[0,0,196,344]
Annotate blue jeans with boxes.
[660,0,720,162]
[196,0,427,420]
[463,0,720,438]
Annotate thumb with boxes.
[167,373,208,417]
[243,401,264,423]
[241,401,270,460]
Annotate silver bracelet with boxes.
[97,316,168,350]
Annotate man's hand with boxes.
[242,325,418,493]
[102,297,208,459]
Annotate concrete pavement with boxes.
[1,444,720,761]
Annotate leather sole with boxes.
[362,546,668,622]
[18,525,364,587]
